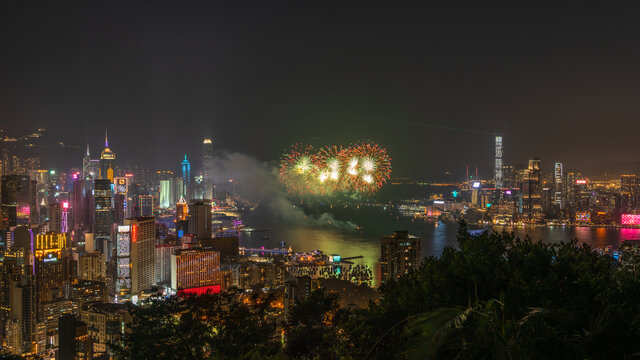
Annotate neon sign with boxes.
[575,212,590,222]
[622,214,640,225]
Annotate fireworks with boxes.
[280,141,391,196]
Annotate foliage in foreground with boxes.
[116,222,640,359]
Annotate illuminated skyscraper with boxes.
[115,218,155,301]
[159,180,172,209]
[494,135,503,189]
[521,158,543,223]
[139,195,153,217]
[82,145,92,180]
[93,179,112,252]
[181,154,191,197]
[554,162,563,208]
[99,130,116,181]
[202,138,214,200]
[620,174,638,213]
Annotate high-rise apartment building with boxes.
[380,231,421,282]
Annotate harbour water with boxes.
[238,204,640,269]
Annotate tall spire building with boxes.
[99,130,116,181]
[82,145,91,180]
[181,155,191,198]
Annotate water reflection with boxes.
[241,207,640,268]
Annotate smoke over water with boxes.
[212,152,358,230]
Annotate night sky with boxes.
[1,2,639,178]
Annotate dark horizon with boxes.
[2,2,640,178]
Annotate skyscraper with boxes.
[1,175,36,229]
[99,130,116,181]
[494,135,503,189]
[554,162,563,208]
[380,231,421,282]
[93,179,112,252]
[181,154,191,197]
[202,138,214,200]
[72,180,94,233]
[620,174,638,213]
[82,145,92,180]
[521,158,543,223]
[115,217,155,301]
[188,201,211,241]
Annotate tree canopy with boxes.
[115,222,640,359]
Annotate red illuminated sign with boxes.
[177,285,221,296]
[622,214,640,225]
[132,225,137,242]
[62,202,69,209]
[576,179,587,184]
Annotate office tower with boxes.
[170,247,221,294]
[181,154,191,197]
[82,145,92,180]
[159,179,173,209]
[1,175,36,229]
[521,158,543,223]
[34,233,68,318]
[93,179,112,253]
[176,196,188,221]
[49,202,62,233]
[58,315,92,360]
[113,193,126,225]
[33,170,50,224]
[115,218,155,301]
[620,174,638,213]
[188,201,211,240]
[79,302,129,357]
[554,162,563,208]
[202,138,214,200]
[139,195,153,217]
[72,180,94,233]
[99,131,116,181]
[78,252,105,281]
[112,177,128,225]
[380,231,421,282]
[175,196,188,237]
[494,135,503,189]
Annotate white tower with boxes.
[494,135,503,189]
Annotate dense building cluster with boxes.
[0,128,391,359]
[400,136,640,226]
